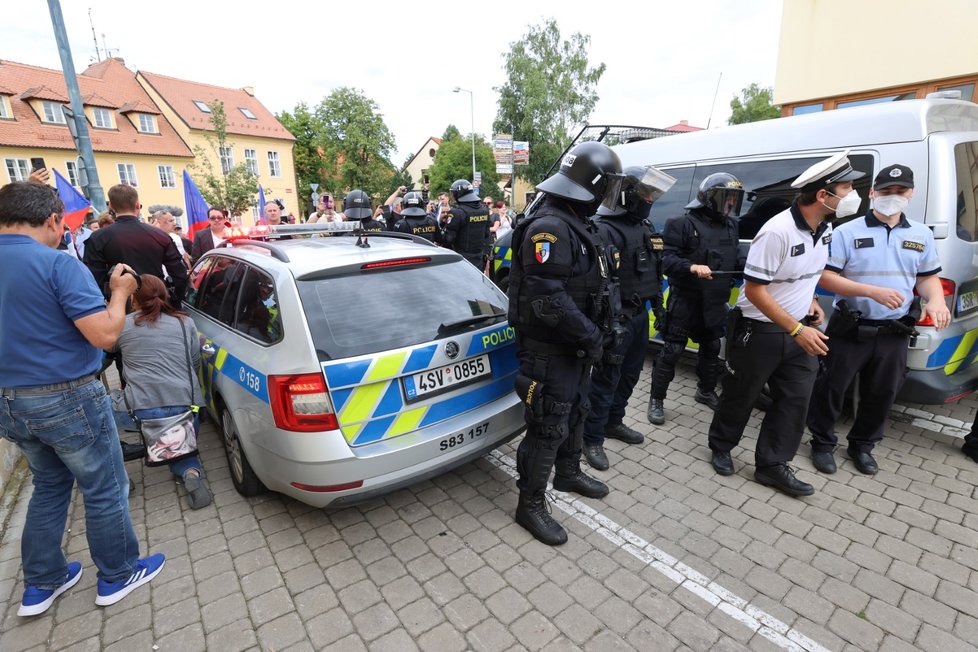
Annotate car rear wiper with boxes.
[437,312,506,337]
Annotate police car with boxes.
[184,222,524,507]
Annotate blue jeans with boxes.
[0,378,139,587]
[112,406,201,478]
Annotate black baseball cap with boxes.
[874,164,914,190]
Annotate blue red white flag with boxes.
[183,170,210,237]
[53,169,91,231]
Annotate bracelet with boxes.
[789,323,804,337]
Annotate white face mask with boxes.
[825,189,861,218]
[873,194,909,217]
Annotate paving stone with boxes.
[466,617,517,652]
[827,610,885,651]
[914,624,974,652]
[257,612,306,650]
[155,622,205,652]
[899,589,957,630]
[397,596,445,637]
[370,627,420,652]
[104,630,154,652]
[510,610,561,651]
[248,586,296,626]
[305,607,353,648]
[200,591,248,633]
[417,621,468,652]
[528,581,574,619]
[152,592,201,636]
[864,597,921,641]
[102,603,152,645]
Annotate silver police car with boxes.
[185,223,524,507]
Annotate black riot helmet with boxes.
[343,189,373,220]
[686,173,746,218]
[401,191,427,217]
[598,165,677,220]
[536,141,622,213]
[450,179,480,203]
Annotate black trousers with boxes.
[708,330,818,467]
[807,331,909,453]
[583,310,649,445]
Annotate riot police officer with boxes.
[647,173,746,425]
[583,166,675,470]
[441,179,490,267]
[343,189,386,232]
[393,191,439,242]
[508,141,623,546]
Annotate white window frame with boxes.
[158,164,176,189]
[117,163,138,187]
[267,151,281,178]
[239,107,257,120]
[251,205,260,222]
[92,107,113,129]
[5,158,30,182]
[0,96,11,119]
[244,148,259,175]
[193,100,211,113]
[66,160,79,186]
[138,113,157,134]
[219,146,234,175]
[42,101,66,124]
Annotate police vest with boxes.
[451,204,490,255]
[359,218,386,232]
[677,210,738,299]
[601,217,663,310]
[405,216,438,242]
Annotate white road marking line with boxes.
[488,450,832,652]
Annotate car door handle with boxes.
[201,344,216,356]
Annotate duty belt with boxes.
[740,317,788,334]
[517,335,584,358]
[0,373,99,397]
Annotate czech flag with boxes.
[183,170,210,237]
[53,169,91,231]
[257,185,266,224]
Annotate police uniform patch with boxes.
[649,235,664,251]
[903,240,925,252]
[822,233,832,245]
[531,233,558,243]
[854,238,875,249]
[534,241,551,263]
[613,250,621,269]
[790,243,805,257]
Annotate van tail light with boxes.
[914,278,955,326]
[268,373,338,432]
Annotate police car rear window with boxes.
[297,261,507,360]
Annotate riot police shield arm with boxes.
[660,216,698,280]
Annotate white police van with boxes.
[602,98,978,404]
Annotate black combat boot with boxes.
[515,439,567,545]
[552,454,609,498]
[647,398,665,425]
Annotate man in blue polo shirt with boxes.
[0,181,165,616]
[807,164,950,475]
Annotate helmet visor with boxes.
[600,166,677,212]
[707,187,746,217]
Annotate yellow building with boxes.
[775,0,978,115]
[137,70,297,225]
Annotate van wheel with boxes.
[220,404,265,497]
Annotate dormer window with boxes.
[0,96,10,119]
[42,101,66,124]
[138,113,157,133]
[239,107,257,120]
[193,100,211,113]
[92,107,113,129]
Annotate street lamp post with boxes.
[453,87,476,184]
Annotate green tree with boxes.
[493,18,606,184]
[188,101,259,216]
[442,124,462,142]
[426,134,502,201]
[277,102,327,210]
[728,84,781,125]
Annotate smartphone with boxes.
[30,157,46,172]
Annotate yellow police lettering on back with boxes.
[482,325,515,348]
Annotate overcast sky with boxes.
[5,1,783,164]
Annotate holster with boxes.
[825,300,861,338]
[514,374,572,421]
[724,306,746,360]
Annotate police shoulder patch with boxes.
[822,233,832,245]
[534,241,551,263]
[649,235,664,251]
[531,232,558,243]
[902,240,925,252]
[790,243,805,257]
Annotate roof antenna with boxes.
[88,8,100,61]
[706,71,723,129]
[355,221,370,248]
[101,33,118,59]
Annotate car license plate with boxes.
[403,355,492,402]
[958,290,978,313]
[439,421,490,451]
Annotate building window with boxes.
[117,163,138,187]
[66,160,79,186]
[267,151,281,177]
[219,146,234,175]
[92,107,113,128]
[0,96,11,119]
[938,83,976,103]
[251,204,260,222]
[792,103,823,116]
[244,148,259,175]
[138,113,157,133]
[158,165,176,188]
[5,158,30,182]
[837,92,917,110]
[239,107,257,120]
[42,101,66,124]
[193,100,211,113]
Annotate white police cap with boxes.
[791,150,865,191]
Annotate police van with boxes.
[602,98,978,404]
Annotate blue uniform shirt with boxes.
[0,234,107,387]
[826,211,941,320]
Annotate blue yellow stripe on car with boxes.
[199,339,269,410]
[647,282,740,347]
[927,326,978,375]
[321,327,518,446]
[492,245,512,274]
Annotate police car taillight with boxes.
[268,373,338,432]
[361,257,431,270]
[914,278,955,326]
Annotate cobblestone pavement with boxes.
[1,353,977,651]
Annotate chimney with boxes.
[242,86,255,96]
[111,57,125,66]
[680,120,689,126]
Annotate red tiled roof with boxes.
[663,122,704,132]
[119,100,160,115]
[138,70,294,141]
[0,59,192,157]
[81,92,117,109]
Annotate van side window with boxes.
[692,155,875,240]
[649,166,695,232]
[235,267,283,344]
[954,141,978,242]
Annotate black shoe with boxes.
[963,443,978,464]
[552,468,610,499]
[755,464,815,497]
[711,450,735,476]
[694,388,720,410]
[515,493,567,546]
[847,449,878,475]
[120,441,146,462]
[583,444,609,471]
[604,423,644,445]
[811,450,837,474]
[647,399,665,425]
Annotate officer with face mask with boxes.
[393,191,440,242]
[806,164,950,476]
[441,180,491,267]
[647,173,746,425]
[707,151,864,497]
[508,141,623,545]
[582,166,675,470]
